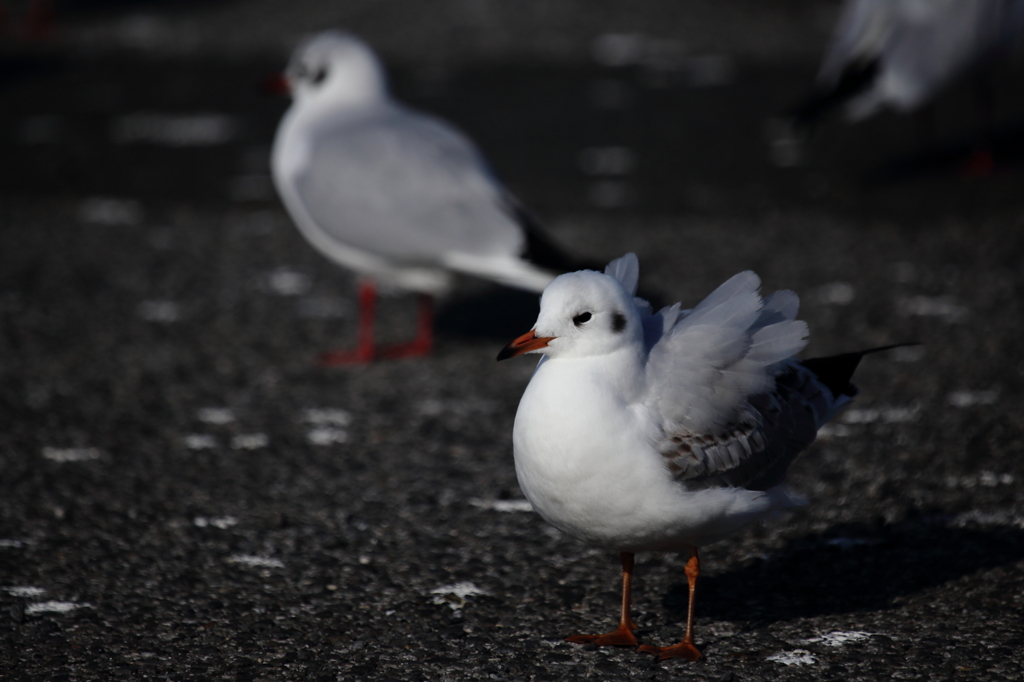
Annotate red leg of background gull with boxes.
[377,294,434,360]
[566,551,639,647]
[639,547,703,661]
[318,280,377,366]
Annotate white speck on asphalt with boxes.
[578,146,636,176]
[193,516,238,529]
[26,601,89,615]
[841,404,918,424]
[431,582,488,611]
[227,554,284,569]
[946,471,1015,489]
[230,433,268,450]
[138,300,181,322]
[307,427,348,446]
[767,649,817,666]
[197,407,235,425]
[111,113,237,146]
[262,268,311,296]
[42,447,102,463]
[184,434,217,450]
[817,281,856,305]
[898,295,968,322]
[803,631,874,647]
[301,408,352,427]
[78,197,144,226]
[3,586,46,598]
[469,498,534,512]
[948,390,999,407]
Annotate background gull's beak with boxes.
[497,330,555,361]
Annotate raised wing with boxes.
[644,272,818,490]
[295,105,525,265]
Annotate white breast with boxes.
[512,354,789,552]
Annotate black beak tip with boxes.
[496,344,516,362]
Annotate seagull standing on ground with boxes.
[272,31,568,364]
[498,254,906,661]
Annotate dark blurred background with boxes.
[2,2,1024,680]
[5,0,1024,218]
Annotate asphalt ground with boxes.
[2,4,1024,681]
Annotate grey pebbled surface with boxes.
[2,1,1024,680]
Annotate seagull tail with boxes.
[800,342,920,399]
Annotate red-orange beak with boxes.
[497,330,555,361]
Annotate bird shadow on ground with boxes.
[659,517,1024,627]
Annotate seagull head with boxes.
[498,270,643,361]
[285,30,387,108]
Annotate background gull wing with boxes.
[819,0,1024,118]
[294,105,526,267]
[817,0,893,87]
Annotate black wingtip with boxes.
[504,193,604,274]
[503,194,665,304]
[787,57,881,130]
[801,342,920,398]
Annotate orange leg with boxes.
[566,552,639,647]
[318,280,377,366]
[639,547,703,661]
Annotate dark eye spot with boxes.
[572,312,592,326]
[611,312,626,333]
[311,66,328,85]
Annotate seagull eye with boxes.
[572,312,592,326]
[311,66,328,85]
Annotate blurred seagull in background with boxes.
[498,253,910,661]
[805,0,1024,123]
[773,0,1024,167]
[272,30,573,364]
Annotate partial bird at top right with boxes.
[772,0,1024,169]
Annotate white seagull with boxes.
[498,253,906,661]
[272,31,569,364]
[794,0,1024,124]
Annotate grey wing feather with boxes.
[295,105,523,264]
[659,362,839,492]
